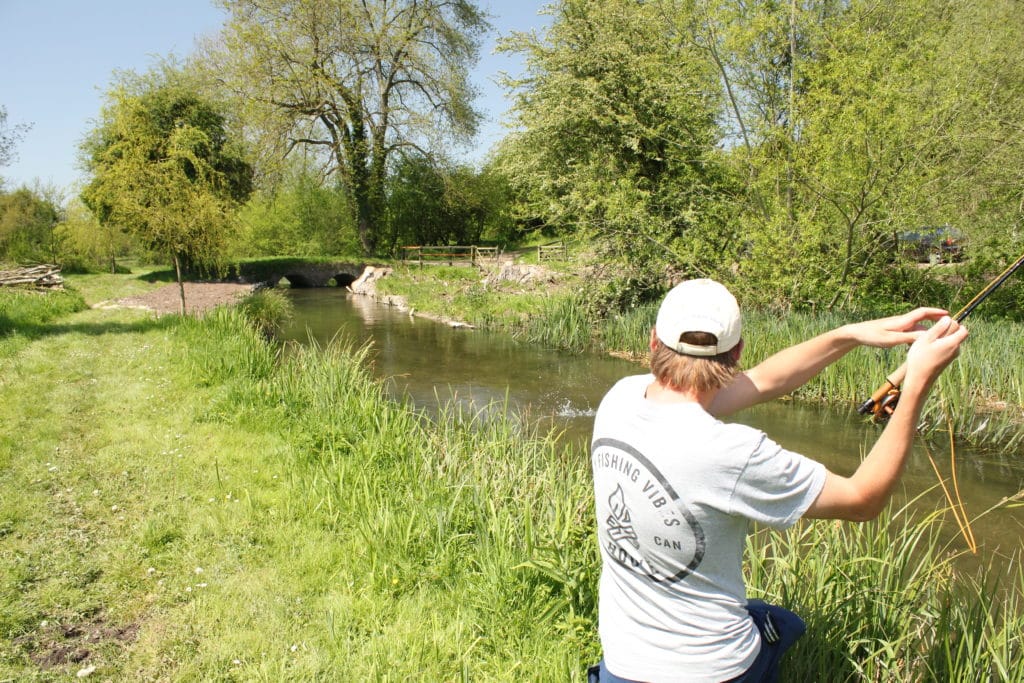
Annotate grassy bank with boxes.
[2,275,1023,680]
[378,265,1024,448]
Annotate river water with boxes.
[281,288,1024,566]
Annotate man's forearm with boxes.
[847,383,929,518]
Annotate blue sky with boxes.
[0,0,548,193]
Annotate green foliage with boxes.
[385,155,509,252]
[496,0,1024,315]
[52,198,138,273]
[0,186,62,264]
[748,504,1024,681]
[235,289,295,339]
[236,168,358,257]
[80,67,254,296]
[0,288,86,336]
[497,0,742,311]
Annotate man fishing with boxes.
[589,278,968,683]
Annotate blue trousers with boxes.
[588,600,805,683]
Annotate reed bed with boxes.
[520,293,1024,448]
[748,499,1024,682]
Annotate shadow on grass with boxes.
[2,315,178,341]
[136,269,178,284]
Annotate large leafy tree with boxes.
[206,0,488,257]
[498,0,738,310]
[81,73,253,314]
[695,0,1024,309]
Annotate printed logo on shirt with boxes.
[591,437,706,583]
[606,484,640,548]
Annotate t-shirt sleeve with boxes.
[727,430,827,529]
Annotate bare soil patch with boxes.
[97,282,255,316]
[14,610,139,672]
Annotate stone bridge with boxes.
[237,260,372,289]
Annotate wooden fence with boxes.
[400,245,500,266]
[537,242,567,261]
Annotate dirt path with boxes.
[96,282,256,316]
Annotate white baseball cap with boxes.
[655,279,742,356]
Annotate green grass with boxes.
[377,263,574,331]
[0,287,87,358]
[2,272,1023,680]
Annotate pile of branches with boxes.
[0,264,64,289]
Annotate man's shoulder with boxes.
[602,374,652,400]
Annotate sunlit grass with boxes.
[2,273,1023,680]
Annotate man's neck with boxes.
[645,378,717,410]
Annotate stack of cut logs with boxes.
[0,264,64,289]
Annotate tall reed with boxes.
[748,500,1024,681]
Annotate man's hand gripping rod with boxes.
[857,250,1024,421]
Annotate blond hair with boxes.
[649,331,740,394]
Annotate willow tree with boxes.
[81,78,253,314]
[207,0,488,256]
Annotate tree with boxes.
[206,0,488,257]
[236,161,358,257]
[498,0,738,310]
[0,185,62,265]
[384,155,501,251]
[81,74,253,314]
[53,197,137,273]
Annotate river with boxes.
[281,288,1024,567]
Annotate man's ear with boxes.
[649,328,659,352]
[730,339,744,362]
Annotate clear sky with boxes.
[0,0,548,194]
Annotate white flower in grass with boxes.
[194,567,204,575]
[76,664,96,677]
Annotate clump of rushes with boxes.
[235,288,294,340]
[747,499,1024,681]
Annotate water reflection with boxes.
[281,289,1024,563]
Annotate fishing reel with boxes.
[856,385,901,423]
[873,389,901,421]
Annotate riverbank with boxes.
[373,263,1024,448]
[2,272,1022,680]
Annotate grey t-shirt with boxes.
[591,375,826,682]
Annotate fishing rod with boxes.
[857,249,1024,421]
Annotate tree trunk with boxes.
[173,253,187,316]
